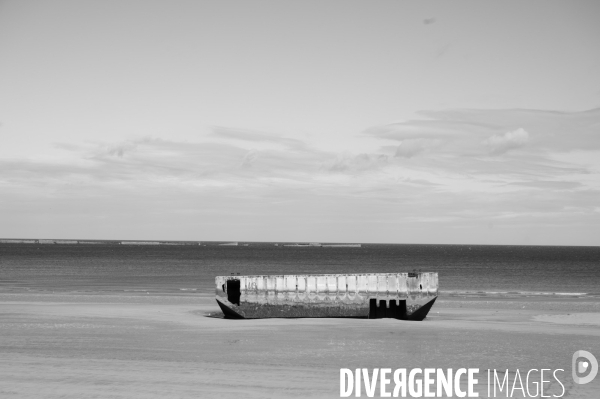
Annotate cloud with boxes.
[423,18,436,25]
[106,141,139,157]
[6,109,597,198]
[394,138,441,158]
[326,153,388,173]
[417,107,600,152]
[508,180,582,190]
[211,126,308,151]
[363,107,600,206]
[2,109,600,244]
[368,107,600,158]
[240,149,258,168]
[485,128,529,155]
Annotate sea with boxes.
[1,243,599,298]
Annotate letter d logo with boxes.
[572,350,598,384]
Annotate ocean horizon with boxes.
[2,242,599,297]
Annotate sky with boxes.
[1,0,599,245]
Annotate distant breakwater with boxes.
[0,239,361,247]
[281,243,361,248]
[0,239,201,245]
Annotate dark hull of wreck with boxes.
[216,296,437,320]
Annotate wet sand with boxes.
[1,293,599,398]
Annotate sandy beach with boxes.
[1,293,598,398]
[3,0,600,397]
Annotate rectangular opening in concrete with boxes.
[227,279,241,305]
[369,299,407,319]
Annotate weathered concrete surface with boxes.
[215,273,438,320]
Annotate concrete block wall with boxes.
[216,273,438,306]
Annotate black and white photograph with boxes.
[1,1,599,398]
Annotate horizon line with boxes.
[0,238,598,248]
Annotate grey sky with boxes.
[1,1,599,244]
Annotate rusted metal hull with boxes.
[215,272,438,320]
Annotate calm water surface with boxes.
[1,243,599,296]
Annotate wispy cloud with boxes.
[325,153,389,173]
[394,138,441,158]
[485,128,529,155]
[211,127,309,152]
[508,180,582,190]
[1,108,599,244]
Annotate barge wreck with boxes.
[215,272,438,320]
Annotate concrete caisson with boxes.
[215,272,438,320]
